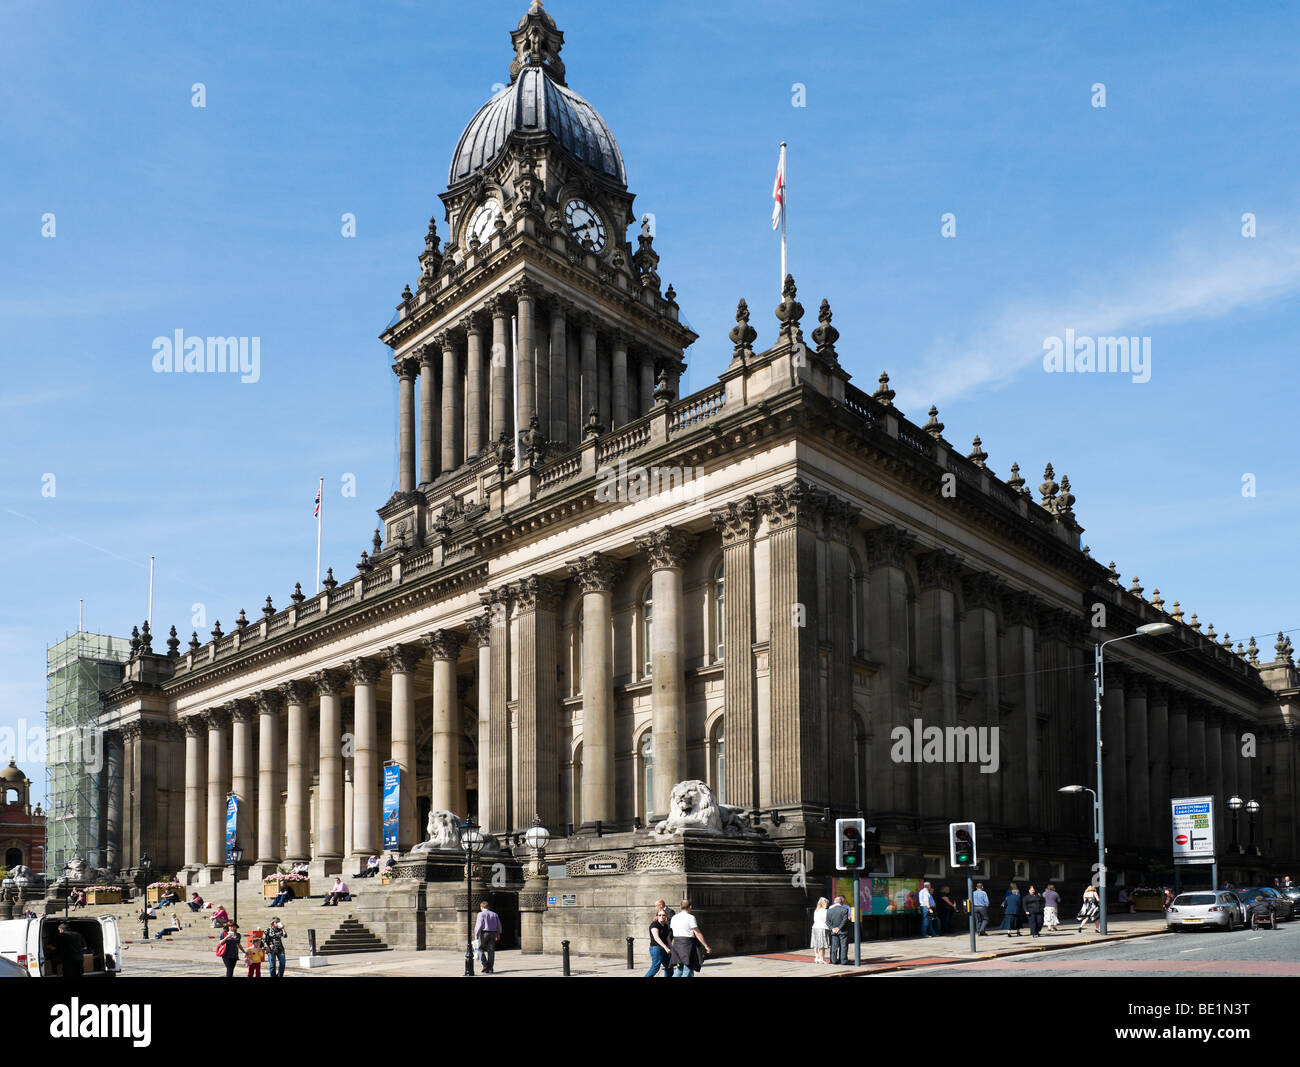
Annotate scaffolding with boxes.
[44,631,131,873]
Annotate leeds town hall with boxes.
[96,4,1300,954]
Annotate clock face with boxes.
[467,199,501,245]
[564,198,607,252]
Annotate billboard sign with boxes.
[1171,796,1215,860]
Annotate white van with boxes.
[0,915,121,977]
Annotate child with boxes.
[246,936,265,978]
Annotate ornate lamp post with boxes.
[139,853,152,939]
[1227,796,1244,855]
[228,843,244,928]
[1245,800,1261,857]
[460,817,485,977]
[520,815,551,954]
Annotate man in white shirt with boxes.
[918,881,938,938]
[667,900,711,976]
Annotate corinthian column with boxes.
[383,644,424,852]
[483,588,513,833]
[466,615,493,833]
[347,658,382,866]
[611,329,629,428]
[426,630,465,815]
[639,355,656,416]
[463,315,485,458]
[182,717,207,871]
[568,553,625,826]
[488,296,510,444]
[204,707,231,876]
[712,498,758,810]
[634,527,697,818]
[439,333,462,472]
[279,681,310,864]
[229,700,255,873]
[310,669,346,878]
[252,691,282,872]
[395,358,417,493]
[420,344,439,484]
[866,525,916,823]
[512,279,537,431]
[580,311,597,426]
[511,576,563,829]
[549,297,568,445]
[916,549,961,822]
[1124,676,1151,845]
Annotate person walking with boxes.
[1024,885,1044,937]
[644,906,673,977]
[1042,884,1061,933]
[1001,884,1023,935]
[474,900,502,974]
[938,886,957,935]
[826,895,851,964]
[972,883,990,934]
[217,923,242,978]
[264,916,287,977]
[811,897,830,963]
[667,900,711,977]
[1077,884,1101,934]
[918,881,938,938]
[246,936,265,978]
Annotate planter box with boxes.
[1133,896,1165,912]
[86,890,122,905]
[381,872,393,886]
[147,886,182,904]
[264,881,309,900]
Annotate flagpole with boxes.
[511,314,520,472]
[147,556,154,628]
[316,476,324,593]
[779,141,787,289]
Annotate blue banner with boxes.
[225,794,239,862]
[382,764,401,850]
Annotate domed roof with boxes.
[1,759,25,782]
[449,67,625,187]
[448,3,626,188]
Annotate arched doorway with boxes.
[5,847,22,869]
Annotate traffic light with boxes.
[949,821,977,868]
[835,817,866,871]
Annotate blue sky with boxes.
[3,0,1298,805]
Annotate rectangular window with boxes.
[1051,862,1065,882]
[924,854,946,878]
[1013,859,1029,881]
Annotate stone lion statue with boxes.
[7,865,32,884]
[411,809,463,852]
[654,780,753,836]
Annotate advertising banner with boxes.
[225,794,239,862]
[382,764,401,850]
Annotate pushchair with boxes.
[1248,899,1277,930]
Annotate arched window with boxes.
[712,559,725,661]
[639,733,655,820]
[642,585,654,677]
[709,719,726,804]
[574,606,584,696]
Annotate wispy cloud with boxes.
[899,222,1300,408]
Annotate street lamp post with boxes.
[228,843,244,928]
[139,853,152,939]
[1227,795,1244,855]
[460,818,485,977]
[1086,622,1174,935]
[1245,800,1261,857]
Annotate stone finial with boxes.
[139,621,153,654]
[729,299,757,359]
[1082,544,1091,557]
[211,620,224,640]
[263,596,275,618]
[1039,463,1058,507]
[1171,600,1184,621]
[372,528,383,554]
[401,283,413,304]
[665,283,677,305]
[967,436,988,468]
[188,630,201,653]
[1236,641,1245,657]
[1007,462,1027,497]
[509,0,567,86]
[811,298,839,359]
[773,273,804,339]
[1247,636,1259,664]
[1128,576,1143,597]
[1189,613,1200,632]
[323,568,338,590]
[419,216,443,284]
[584,407,604,439]
[1107,561,1120,585]
[130,625,141,655]
[166,625,180,658]
[291,582,305,604]
[357,550,372,574]
[1221,632,1232,649]
[872,371,895,407]
[1206,622,1217,640]
[922,405,944,439]
[1150,588,1164,611]
[235,609,249,631]
[653,368,675,404]
[1055,475,1076,520]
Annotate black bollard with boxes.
[626,936,634,969]
[561,939,571,976]
[307,929,318,957]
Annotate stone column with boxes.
[229,700,255,872]
[1147,684,1171,844]
[917,550,962,821]
[569,553,624,827]
[280,681,311,864]
[419,345,437,485]
[311,669,345,876]
[466,615,493,833]
[103,730,123,871]
[549,297,568,445]
[512,279,537,432]
[439,332,463,472]
[635,528,696,818]
[712,498,759,811]
[463,315,485,458]
[1001,592,1040,827]
[1187,704,1207,796]
[121,722,139,871]
[598,345,611,427]
[1204,710,1223,845]
[348,658,382,866]
[866,525,916,822]
[567,323,581,444]
[483,587,513,833]
[489,296,510,444]
[395,358,417,493]
[512,576,563,830]
[824,498,858,806]
[1101,666,1128,840]
[252,691,282,872]
[1169,693,1190,799]
[535,307,551,445]
[1124,676,1150,846]
[639,355,655,415]
[960,573,1003,826]
[182,717,207,871]
[611,329,629,428]
[204,708,231,875]
[580,312,597,426]
[426,630,465,815]
[382,645,423,853]
[1221,719,1239,851]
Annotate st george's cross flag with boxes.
[771,143,786,231]
[314,487,321,518]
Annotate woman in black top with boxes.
[1024,885,1045,937]
[643,908,672,977]
[218,924,243,977]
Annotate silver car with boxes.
[1166,891,1243,931]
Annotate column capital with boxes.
[756,478,831,532]
[635,526,697,570]
[1124,674,1150,700]
[419,341,439,368]
[510,575,565,612]
[278,679,310,706]
[393,357,419,380]
[711,496,759,545]
[486,292,512,318]
[228,699,257,725]
[567,552,626,594]
[202,706,231,731]
[916,548,962,592]
[459,314,483,336]
[1145,680,1172,705]
[181,715,207,738]
[253,690,283,716]
[825,496,859,544]
[960,571,1003,612]
[465,613,493,648]
[509,277,542,302]
[864,524,916,571]
[478,583,513,613]
[1000,589,1043,629]
[309,667,348,697]
[346,657,383,686]
[1035,606,1076,641]
[579,308,599,331]
[382,643,425,675]
[549,293,572,317]
[425,628,465,661]
[121,721,143,743]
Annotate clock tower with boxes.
[378,0,697,550]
